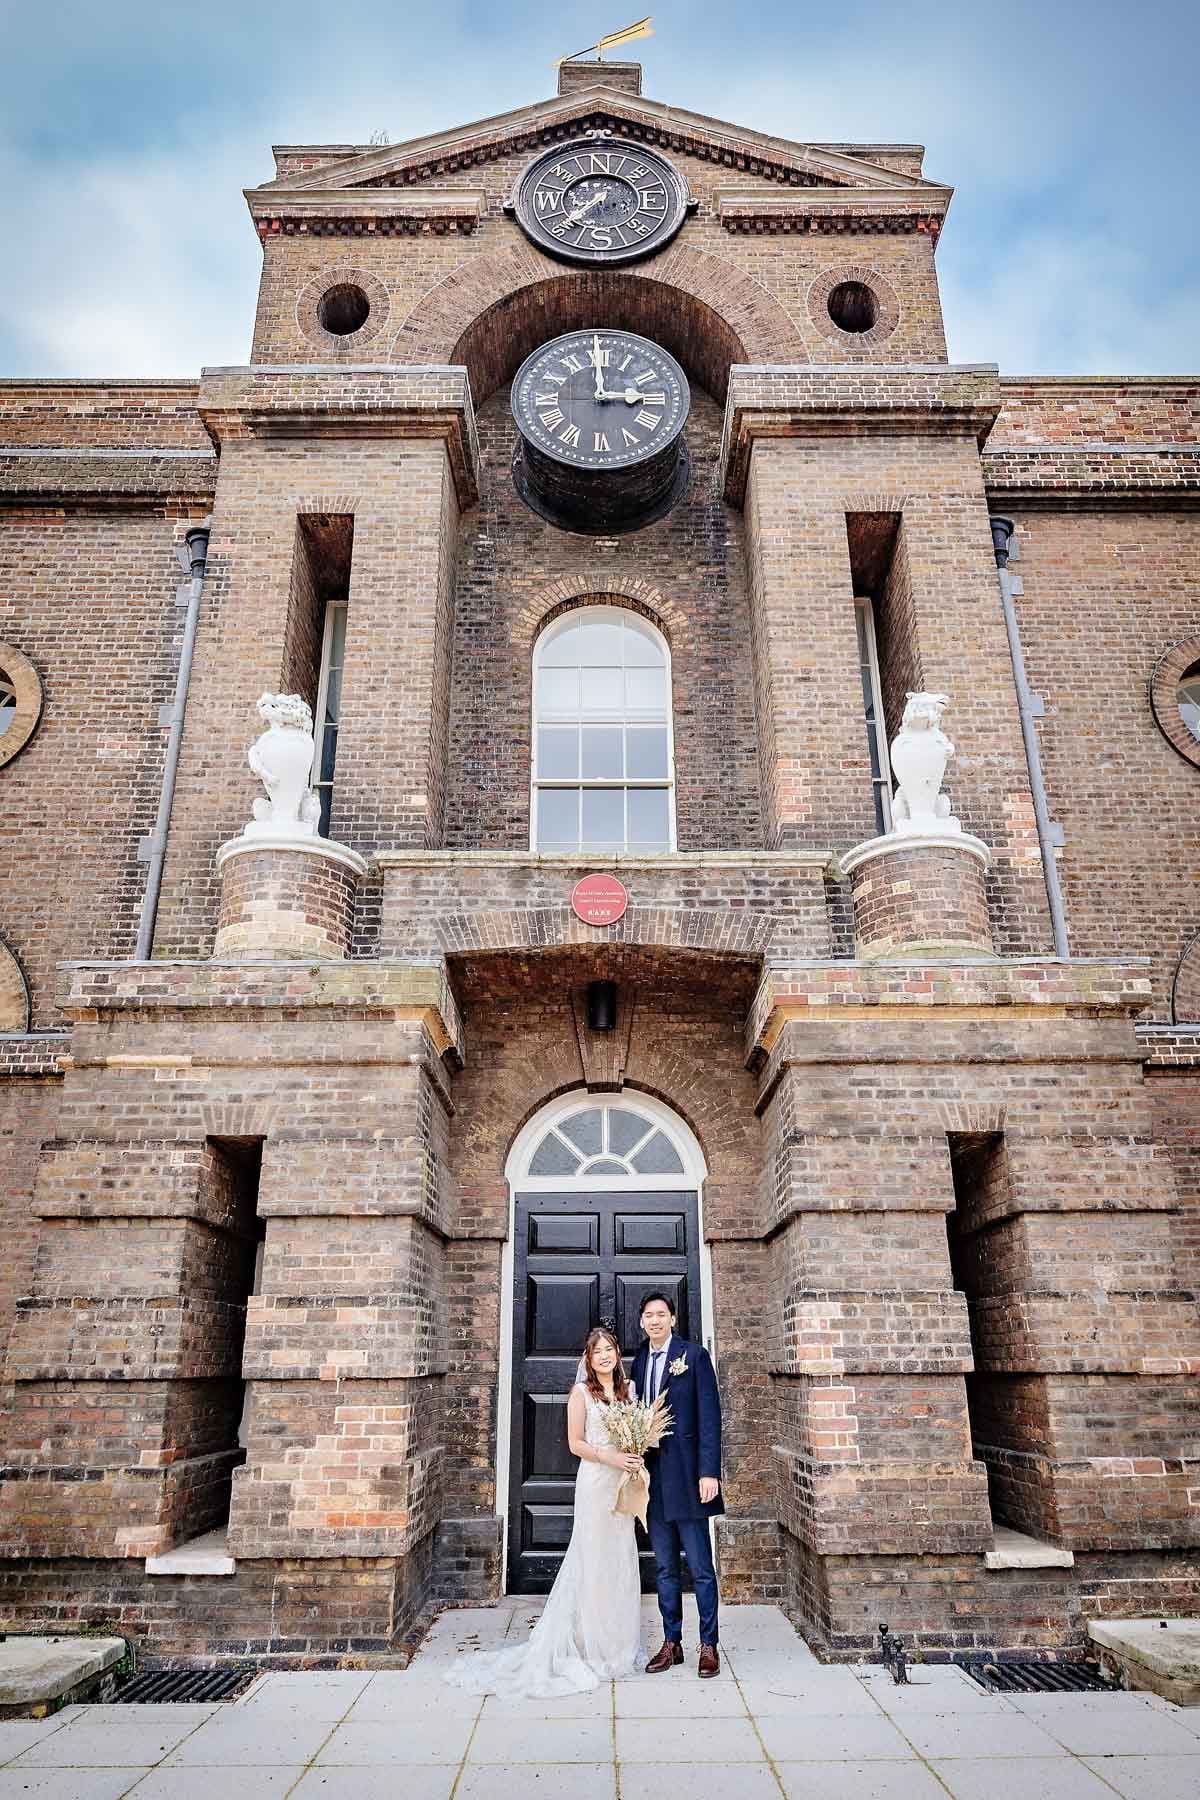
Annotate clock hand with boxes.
[565,186,610,227]
[591,334,605,402]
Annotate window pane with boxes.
[631,1130,684,1175]
[625,666,666,712]
[1179,663,1200,744]
[623,623,662,666]
[327,602,347,667]
[537,667,579,713]
[580,666,624,713]
[319,722,338,788]
[560,1108,603,1155]
[537,786,579,850]
[581,786,624,848]
[540,622,586,666]
[587,1158,628,1176]
[575,620,626,665]
[538,727,578,778]
[607,1108,648,1157]
[529,1133,583,1176]
[325,662,344,725]
[581,726,623,779]
[626,727,668,779]
[627,787,670,849]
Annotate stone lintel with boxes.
[719,363,1003,503]
[984,1525,1075,1570]
[197,364,479,506]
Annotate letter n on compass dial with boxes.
[511,329,691,534]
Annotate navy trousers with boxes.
[646,1479,720,1647]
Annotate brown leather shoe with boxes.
[645,1640,684,1673]
[698,1644,720,1679]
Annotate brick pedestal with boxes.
[841,830,993,958]
[213,836,368,960]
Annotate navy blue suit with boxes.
[630,1333,722,1647]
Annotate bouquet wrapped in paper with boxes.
[600,1392,673,1528]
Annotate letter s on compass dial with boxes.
[512,137,690,265]
[511,329,689,473]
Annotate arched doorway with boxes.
[500,1091,709,1593]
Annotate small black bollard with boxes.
[877,1621,909,1685]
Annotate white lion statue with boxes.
[889,691,960,834]
[242,692,322,839]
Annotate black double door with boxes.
[507,1187,702,1594]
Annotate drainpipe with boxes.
[988,516,1070,960]
[134,521,211,961]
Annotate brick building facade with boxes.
[1,63,1197,1660]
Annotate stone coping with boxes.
[146,1528,236,1578]
[838,828,991,877]
[983,1525,1074,1570]
[1089,1618,1200,1682]
[0,1635,126,1708]
[215,832,369,877]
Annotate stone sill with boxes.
[376,849,834,871]
[146,1529,237,1578]
[983,1526,1074,1571]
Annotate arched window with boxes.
[532,607,675,854]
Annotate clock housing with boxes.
[512,137,690,266]
[511,328,691,534]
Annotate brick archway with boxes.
[514,574,692,652]
[0,936,30,1031]
[392,244,805,403]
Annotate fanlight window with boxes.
[0,672,15,739]
[525,1103,685,1180]
[1179,659,1200,745]
[532,607,675,854]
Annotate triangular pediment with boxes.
[260,85,940,198]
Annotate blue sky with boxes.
[1,0,1196,378]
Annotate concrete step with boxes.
[0,1635,128,1717]
[1088,1618,1200,1706]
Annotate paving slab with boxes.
[456,1764,617,1800]
[777,1762,948,1800]
[469,1716,614,1764]
[1079,1752,1200,1798]
[616,1715,763,1762]
[313,1715,476,1765]
[621,1764,781,1800]
[930,1759,1119,1800]
[11,1705,218,1767]
[0,1715,76,1763]
[159,1710,335,1766]
[756,1710,916,1762]
[0,1773,148,1799]
[123,1767,303,1796]
[734,1668,883,1715]
[613,1676,748,1716]
[292,1769,458,1799]
[890,1709,1070,1759]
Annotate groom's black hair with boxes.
[639,1291,676,1317]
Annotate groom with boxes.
[630,1291,723,1678]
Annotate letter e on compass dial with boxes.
[513,137,690,265]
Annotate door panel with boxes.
[508,1187,701,1594]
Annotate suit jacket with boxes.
[630,1333,724,1522]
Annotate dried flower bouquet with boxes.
[599,1392,673,1528]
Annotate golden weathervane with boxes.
[553,15,654,68]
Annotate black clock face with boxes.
[511,329,690,473]
[513,138,688,265]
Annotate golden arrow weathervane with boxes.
[553,15,654,67]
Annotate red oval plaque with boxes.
[571,873,629,928]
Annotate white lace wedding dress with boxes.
[443,1385,643,1697]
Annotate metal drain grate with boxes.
[964,1658,1116,1695]
[112,1666,257,1704]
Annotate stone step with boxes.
[1088,1618,1200,1706]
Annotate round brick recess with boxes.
[840,831,993,958]
[213,836,368,960]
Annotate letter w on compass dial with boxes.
[515,331,688,471]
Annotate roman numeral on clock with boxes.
[559,423,581,447]
[539,409,564,429]
[621,427,640,447]
[636,410,661,430]
[593,432,610,453]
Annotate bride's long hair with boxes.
[581,1327,631,1403]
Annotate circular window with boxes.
[0,642,44,770]
[827,280,878,334]
[1178,659,1200,744]
[296,266,390,354]
[317,283,370,337]
[1150,637,1200,770]
[808,264,901,348]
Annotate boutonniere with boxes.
[668,1354,689,1376]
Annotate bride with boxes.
[444,1326,645,1697]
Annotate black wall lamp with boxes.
[586,980,618,1032]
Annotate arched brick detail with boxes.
[936,1102,1007,1136]
[295,265,391,359]
[393,243,804,403]
[843,491,910,516]
[441,905,778,956]
[0,639,45,771]
[514,574,691,652]
[808,263,902,350]
[0,935,31,1031]
[291,493,364,518]
[1150,635,1200,770]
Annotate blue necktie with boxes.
[649,1350,664,1403]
